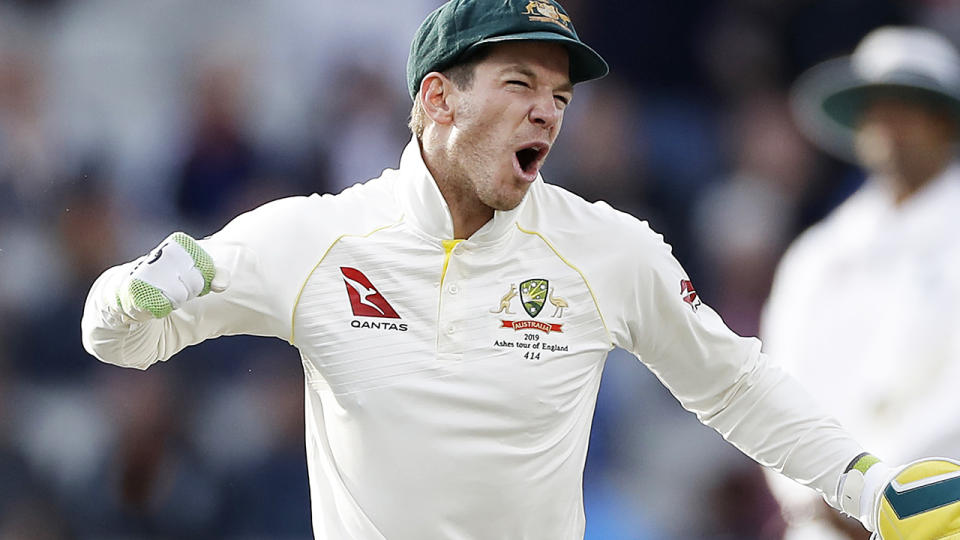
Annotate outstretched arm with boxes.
[583,215,960,537]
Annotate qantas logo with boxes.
[340,267,401,319]
[681,279,701,312]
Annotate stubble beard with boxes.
[446,131,527,213]
[442,96,534,214]
[468,129,542,212]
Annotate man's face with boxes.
[854,96,957,184]
[443,41,572,211]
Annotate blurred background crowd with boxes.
[1,0,957,538]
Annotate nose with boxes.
[528,93,562,131]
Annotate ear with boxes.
[420,72,457,126]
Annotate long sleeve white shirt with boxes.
[83,140,864,540]
[762,164,960,538]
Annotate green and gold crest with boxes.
[520,278,549,318]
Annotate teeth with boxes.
[524,145,543,156]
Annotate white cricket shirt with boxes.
[84,140,864,539]
[762,164,960,538]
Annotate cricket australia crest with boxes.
[494,278,567,333]
[520,279,549,318]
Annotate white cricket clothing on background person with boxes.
[83,140,864,540]
[762,163,960,539]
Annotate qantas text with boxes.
[351,320,408,332]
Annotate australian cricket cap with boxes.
[792,26,960,161]
[406,0,609,99]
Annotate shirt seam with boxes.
[514,223,614,347]
[289,216,405,344]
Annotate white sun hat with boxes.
[791,26,960,161]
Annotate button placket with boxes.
[438,248,462,351]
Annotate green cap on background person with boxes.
[406,0,609,99]
[792,26,960,161]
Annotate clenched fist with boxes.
[116,232,229,320]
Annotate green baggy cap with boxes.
[406,0,609,99]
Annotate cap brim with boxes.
[471,31,609,85]
[823,83,960,128]
[792,57,960,162]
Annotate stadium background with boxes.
[0,0,952,538]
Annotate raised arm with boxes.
[80,196,322,370]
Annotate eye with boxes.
[507,80,531,88]
[554,95,570,106]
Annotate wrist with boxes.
[837,452,892,531]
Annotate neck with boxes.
[437,181,495,240]
[419,137,494,239]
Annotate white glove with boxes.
[116,232,230,321]
[838,453,960,539]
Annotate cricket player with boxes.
[763,27,960,540]
[82,2,960,538]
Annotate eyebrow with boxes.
[500,64,574,93]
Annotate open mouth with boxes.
[514,143,549,178]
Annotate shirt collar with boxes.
[396,138,534,243]
[842,161,960,243]
[895,161,960,213]
[862,161,960,216]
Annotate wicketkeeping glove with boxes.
[838,453,960,539]
[116,232,229,320]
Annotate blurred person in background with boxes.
[0,338,72,540]
[694,91,814,338]
[218,360,312,538]
[74,368,222,539]
[9,172,119,379]
[319,65,413,195]
[174,58,260,233]
[763,26,960,540]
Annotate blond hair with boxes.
[409,95,427,140]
